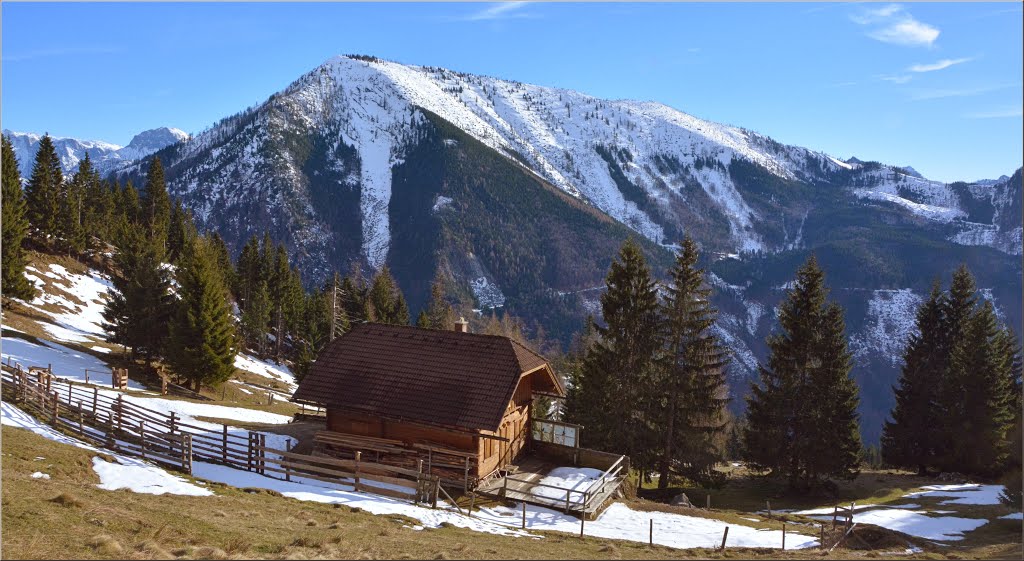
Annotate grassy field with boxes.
[3,424,1021,560]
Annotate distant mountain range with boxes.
[3,126,189,179]
[9,55,1021,444]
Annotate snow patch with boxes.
[92,457,212,496]
[30,472,51,480]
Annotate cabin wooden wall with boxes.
[477,373,535,477]
[326,410,476,452]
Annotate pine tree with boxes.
[424,270,456,330]
[241,281,271,357]
[657,237,729,487]
[141,157,171,247]
[207,232,236,296]
[744,256,861,488]
[1,135,36,301]
[269,244,293,359]
[933,265,979,469]
[167,199,196,264]
[416,310,430,328]
[367,265,409,325]
[83,176,114,243]
[941,302,1016,476]
[341,266,370,324]
[566,239,661,468]
[101,224,174,360]
[235,235,261,308]
[881,282,946,474]
[60,154,92,254]
[166,236,237,391]
[24,134,63,242]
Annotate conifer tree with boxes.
[166,236,237,391]
[367,265,409,325]
[341,270,369,324]
[235,235,262,307]
[167,199,196,264]
[207,232,236,295]
[326,272,351,340]
[657,237,730,487]
[933,265,978,466]
[83,176,114,243]
[141,157,171,246]
[24,134,63,241]
[60,154,92,254]
[241,281,271,357]
[941,302,1016,476]
[1,135,36,301]
[744,256,862,488]
[416,310,430,328]
[424,270,456,330]
[269,244,293,359]
[881,282,946,474]
[102,224,174,360]
[566,239,661,467]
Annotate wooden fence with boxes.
[0,364,439,506]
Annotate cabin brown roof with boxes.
[291,323,562,432]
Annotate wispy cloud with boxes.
[910,83,1018,101]
[964,106,1024,119]
[881,75,913,84]
[851,4,940,47]
[461,2,533,22]
[2,46,120,63]
[908,57,972,73]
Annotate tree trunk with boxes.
[658,387,678,490]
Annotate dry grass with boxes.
[3,387,1020,560]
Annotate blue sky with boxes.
[2,2,1021,182]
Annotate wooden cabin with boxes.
[291,321,564,487]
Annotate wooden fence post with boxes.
[580,512,585,538]
[782,523,786,550]
[820,524,825,548]
[766,500,772,518]
[51,391,59,423]
[649,519,653,546]
[92,387,98,415]
[832,506,838,529]
[463,456,470,492]
[77,401,84,437]
[849,502,855,528]
[469,493,475,518]
[182,433,193,474]
[284,439,292,481]
[521,501,526,529]
[169,412,177,435]
[565,489,572,513]
[115,394,123,433]
[720,526,729,550]
[67,380,72,403]
[222,424,228,464]
[354,451,362,490]
[259,433,266,475]
[140,421,146,459]
[247,431,254,472]
[432,476,439,509]
[706,494,711,510]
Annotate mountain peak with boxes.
[122,127,189,156]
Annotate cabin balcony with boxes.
[475,417,629,519]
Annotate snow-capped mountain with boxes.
[99,54,1020,443]
[4,127,188,179]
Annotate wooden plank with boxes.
[355,482,416,501]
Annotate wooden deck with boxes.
[474,455,624,519]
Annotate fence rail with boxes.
[0,364,439,506]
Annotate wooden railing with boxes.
[0,363,439,505]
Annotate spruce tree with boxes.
[101,224,174,360]
[657,237,730,487]
[24,134,63,242]
[60,154,92,254]
[425,270,456,329]
[933,265,979,468]
[207,232,236,295]
[235,235,261,307]
[167,199,196,264]
[341,271,369,324]
[241,281,271,357]
[367,265,409,325]
[166,236,237,391]
[1,135,36,301]
[881,282,946,474]
[269,244,293,358]
[326,272,351,340]
[744,256,861,488]
[141,157,171,246]
[566,239,661,468]
[941,302,1016,476]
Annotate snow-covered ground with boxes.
[530,467,603,504]
[3,400,817,550]
[1,335,146,390]
[233,353,297,392]
[903,484,1006,506]
[20,263,113,345]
